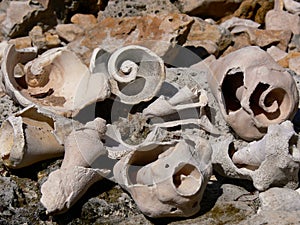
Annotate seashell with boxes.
[1,45,110,117]
[113,139,212,218]
[142,86,207,118]
[208,46,299,141]
[212,121,300,191]
[41,118,111,214]
[283,0,300,14]
[0,105,82,168]
[40,166,110,214]
[90,45,165,105]
[259,187,300,212]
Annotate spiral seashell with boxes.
[113,139,212,218]
[1,45,110,117]
[91,45,166,105]
[208,46,299,141]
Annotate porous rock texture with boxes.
[0,0,300,224]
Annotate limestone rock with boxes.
[184,18,232,55]
[71,14,97,29]
[68,14,194,65]
[278,51,300,68]
[8,36,32,49]
[265,9,300,35]
[56,24,84,43]
[267,46,288,62]
[288,55,300,75]
[173,0,243,19]
[100,0,179,19]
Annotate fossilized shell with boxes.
[212,121,300,191]
[90,45,165,105]
[41,118,110,214]
[41,166,110,214]
[113,139,212,218]
[0,105,82,168]
[208,46,299,141]
[1,45,110,117]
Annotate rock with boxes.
[244,27,292,50]
[288,55,300,75]
[100,0,179,19]
[68,14,194,64]
[1,0,57,38]
[259,188,300,212]
[220,17,261,33]
[267,46,288,61]
[184,18,232,55]
[233,0,274,24]
[56,24,84,42]
[8,36,32,49]
[289,34,300,52]
[221,32,251,56]
[44,31,61,48]
[278,51,300,68]
[173,0,243,19]
[265,10,300,35]
[71,13,98,29]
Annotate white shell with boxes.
[113,139,212,218]
[212,121,300,191]
[41,118,110,214]
[0,105,82,168]
[90,45,165,105]
[208,46,299,141]
[1,45,110,117]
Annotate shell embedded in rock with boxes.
[90,45,166,105]
[1,45,110,117]
[208,46,299,141]
[212,121,300,191]
[113,139,212,218]
[0,105,82,168]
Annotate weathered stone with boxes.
[233,0,274,24]
[288,55,300,74]
[56,24,84,42]
[221,32,251,56]
[68,14,194,65]
[244,27,292,50]
[8,36,32,49]
[71,13,97,29]
[278,51,300,68]
[101,0,179,19]
[265,9,300,35]
[44,32,61,48]
[173,0,243,19]
[289,34,300,51]
[29,25,46,49]
[220,17,260,33]
[1,0,57,38]
[184,18,232,55]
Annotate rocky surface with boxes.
[0,0,300,224]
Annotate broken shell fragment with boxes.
[91,45,166,105]
[113,139,212,218]
[41,118,110,214]
[0,105,82,168]
[208,46,299,141]
[212,121,300,191]
[1,45,110,117]
[41,166,110,214]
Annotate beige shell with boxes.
[212,121,300,191]
[0,105,82,168]
[113,139,212,218]
[1,45,110,117]
[90,45,165,105]
[40,118,110,214]
[208,46,299,141]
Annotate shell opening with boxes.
[0,121,15,160]
[249,83,289,124]
[221,70,244,114]
[172,163,202,196]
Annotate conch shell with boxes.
[212,120,300,191]
[0,105,82,168]
[1,45,110,117]
[90,45,165,105]
[113,139,212,218]
[208,46,299,141]
[41,118,111,214]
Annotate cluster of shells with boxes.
[0,2,300,218]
